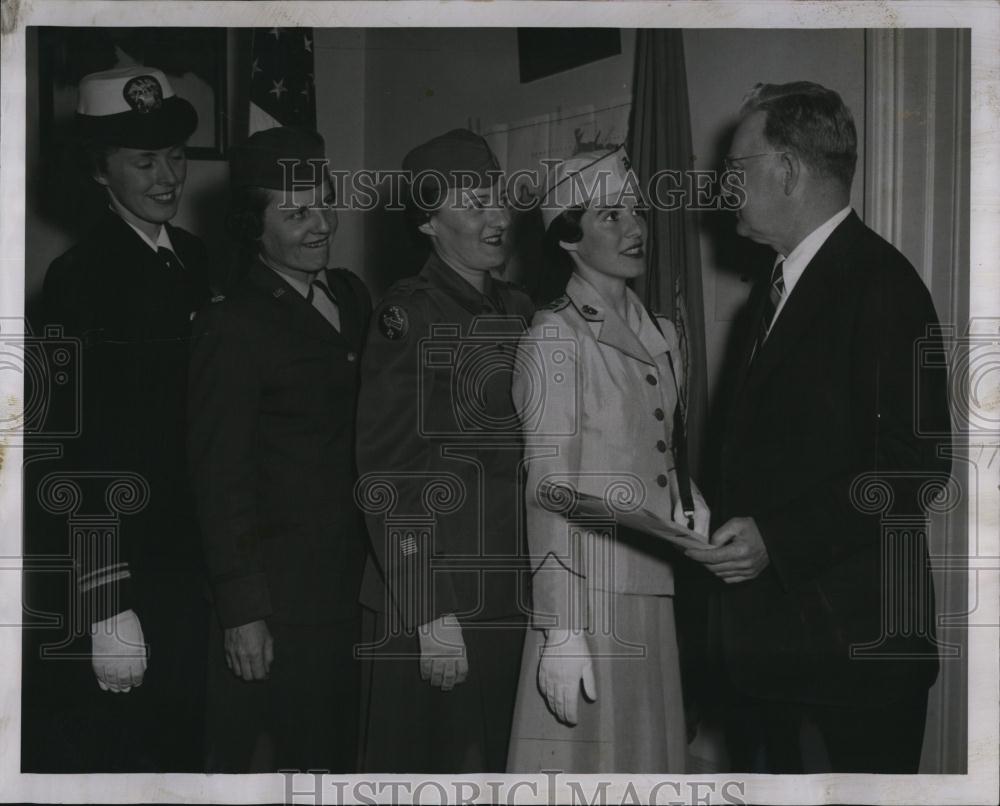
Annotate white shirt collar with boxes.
[769,206,852,328]
[109,203,177,256]
[775,205,852,299]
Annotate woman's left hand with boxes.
[673,479,711,537]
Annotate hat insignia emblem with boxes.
[122,75,164,114]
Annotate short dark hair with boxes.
[539,207,585,302]
[226,185,273,244]
[741,81,858,189]
[80,139,119,179]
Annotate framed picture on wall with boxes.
[517,28,622,83]
[37,26,229,159]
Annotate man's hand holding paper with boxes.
[686,516,771,583]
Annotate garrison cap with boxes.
[402,128,501,203]
[229,126,328,191]
[75,66,198,150]
[540,145,635,230]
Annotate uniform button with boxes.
[646,374,658,386]
[656,474,668,488]
[654,408,664,421]
[656,440,667,453]
[347,352,357,362]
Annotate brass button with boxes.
[656,440,667,453]
[654,408,664,421]
[646,374,658,385]
[347,352,358,362]
[656,474,668,488]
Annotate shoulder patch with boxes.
[379,304,409,340]
[541,295,570,312]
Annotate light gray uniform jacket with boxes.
[512,272,686,632]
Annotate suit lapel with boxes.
[565,274,655,366]
[740,212,861,401]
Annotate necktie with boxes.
[306,276,341,331]
[753,260,785,357]
[158,246,181,271]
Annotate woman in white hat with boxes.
[36,65,209,771]
[506,147,710,773]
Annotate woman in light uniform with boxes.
[506,147,710,773]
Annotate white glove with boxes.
[91,608,148,693]
[537,629,597,726]
[417,614,468,691]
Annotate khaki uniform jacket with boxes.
[513,273,685,632]
[356,252,535,630]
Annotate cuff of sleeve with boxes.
[213,573,273,628]
[83,572,135,625]
[529,553,589,632]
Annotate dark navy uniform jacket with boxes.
[42,211,210,624]
[356,252,535,630]
[188,258,372,628]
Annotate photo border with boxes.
[1,2,996,804]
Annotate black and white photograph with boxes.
[1,1,997,804]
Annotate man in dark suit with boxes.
[33,65,210,771]
[188,127,371,772]
[687,82,951,773]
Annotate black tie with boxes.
[754,260,785,356]
[306,277,338,306]
[158,246,181,271]
[306,277,341,331]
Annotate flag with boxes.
[249,27,316,134]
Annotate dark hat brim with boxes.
[76,96,199,150]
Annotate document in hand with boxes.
[539,482,712,552]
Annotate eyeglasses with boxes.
[722,151,788,172]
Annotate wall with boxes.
[315,28,368,285]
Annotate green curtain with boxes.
[628,29,708,480]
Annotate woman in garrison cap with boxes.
[505,147,710,773]
[33,66,210,771]
[355,128,534,772]
[188,126,371,772]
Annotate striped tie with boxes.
[753,260,785,358]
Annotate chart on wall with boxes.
[484,96,631,200]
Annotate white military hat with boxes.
[539,145,636,230]
[76,66,197,149]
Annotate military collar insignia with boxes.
[580,304,600,319]
[379,304,409,340]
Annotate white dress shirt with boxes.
[108,200,180,260]
[770,205,852,327]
